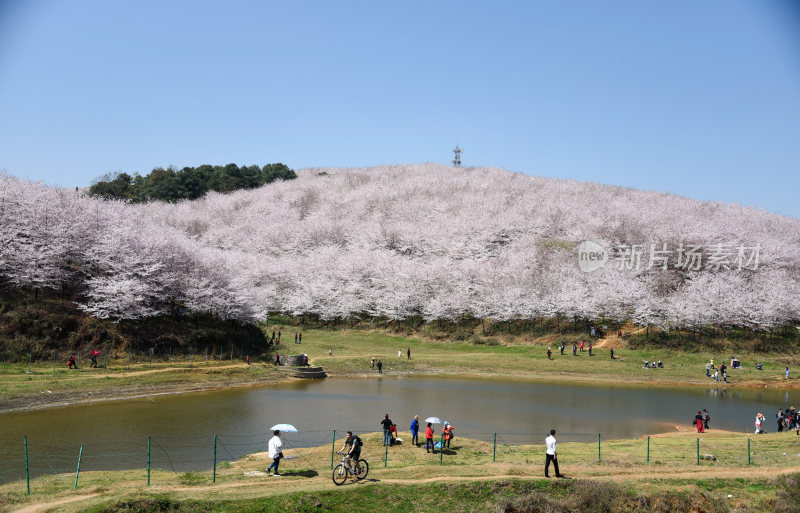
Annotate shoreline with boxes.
[3,364,799,416]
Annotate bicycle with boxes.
[332,451,369,485]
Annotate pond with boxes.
[0,376,796,483]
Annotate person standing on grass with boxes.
[694,411,705,433]
[67,353,78,369]
[544,429,564,478]
[298,332,302,343]
[410,415,419,446]
[377,360,383,374]
[706,362,711,377]
[786,366,790,380]
[547,347,552,360]
[294,333,298,344]
[755,413,765,434]
[777,409,786,432]
[329,348,332,357]
[572,343,577,356]
[407,348,411,360]
[381,414,393,446]
[610,348,614,360]
[560,343,565,355]
[579,340,584,352]
[588,343,593,356]
[371,356,376,368]
[425,422,435,453]
[267,430,283,476]
[703,409,710,430]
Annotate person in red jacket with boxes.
[425,423,434,454]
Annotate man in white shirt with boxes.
[545,429,565,478]
[267,430,283,476]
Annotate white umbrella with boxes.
[269,423,298,432]
[425,417,442,424]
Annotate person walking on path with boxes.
[544,429,565,478]
[410,415,419,446]
[610,348,615,360]
[777,409,786,432]
[407,348,411,360]
[67,353,78,369]
[695,411,705,433]
[377,360,383,374]
[381,414,393,446]
[267,430,283,476]
[90,350,99,368]
[246,355,251,365]
[702,409,710,430]
[425,423,435,453]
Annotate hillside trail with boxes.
[19,363,250,384]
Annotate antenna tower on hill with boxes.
[452,142,463,168]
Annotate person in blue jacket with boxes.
[410,415,419,446]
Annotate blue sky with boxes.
[1,1,799,217]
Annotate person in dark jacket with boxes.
[695,411,705,433]
[702,409,710,430]
[381,414,393,446]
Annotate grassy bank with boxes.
[2,430,799,512]
[3,326,800,413]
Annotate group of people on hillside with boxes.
[705,358,729,383]
[66,350,101,369]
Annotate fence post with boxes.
[696,438,700,465]
[74,445,83,489]
[646,436,650,463]
[28,350,32,373]
[213,435,217,483]
[330,430,336,469]
[147,436,151,486]
[493,433,497,463]
[747,438,751,465]
[384,441,388,467]
[24,436,30,495]
[597,433,601,461]
[440,433,444,463]
[52,350,56,372]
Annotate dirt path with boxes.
[10,493,98,513]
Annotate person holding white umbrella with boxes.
[267,429,284,476]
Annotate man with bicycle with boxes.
[339,431,363,476]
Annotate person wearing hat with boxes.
[267,430,284,476]
[694,411,704,433]
[755,413,765,434]
[442,422,455,448]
